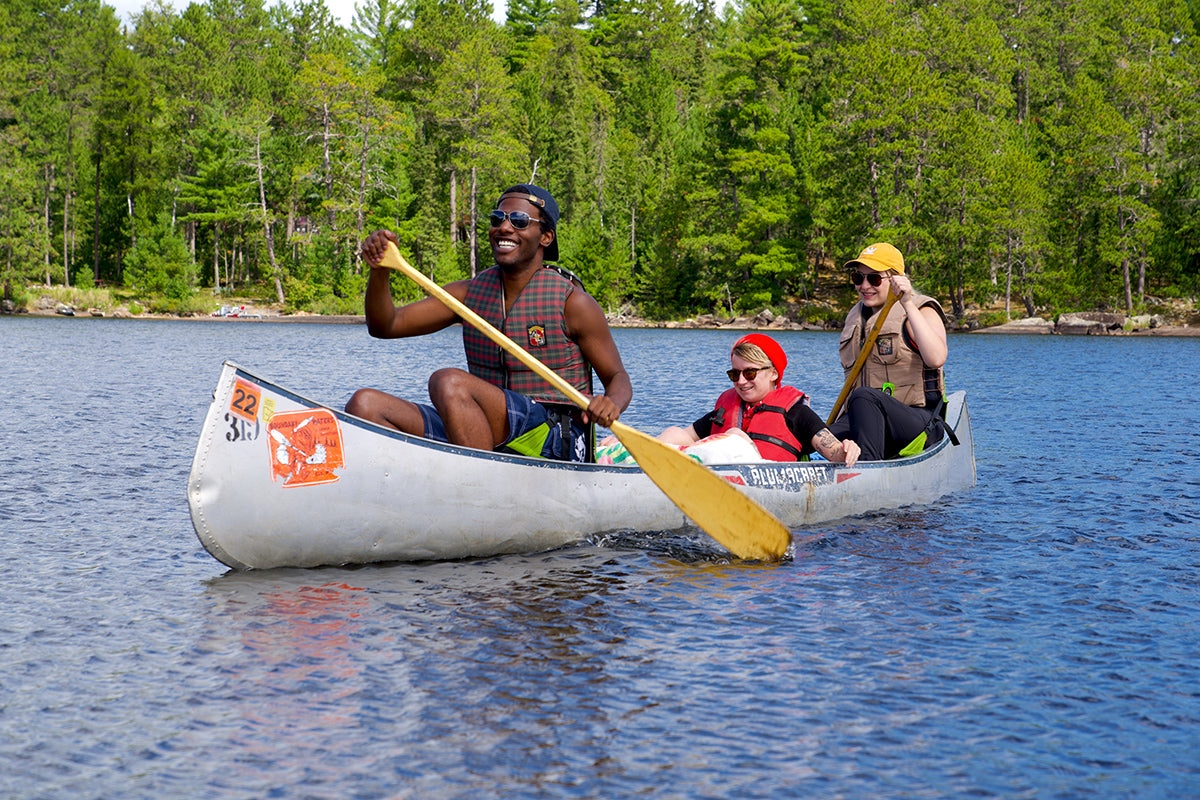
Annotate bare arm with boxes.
[889,274,948,368]
[812,429,860,468]
[657,424,700,446]
[359,230,466,339]
[564,288,632,428]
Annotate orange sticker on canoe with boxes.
[230,379,262,422]
[267,409,345,487]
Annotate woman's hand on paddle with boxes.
[361,230,399,270]
[582,395,621,428]
[889,272,948,368]
[888,273,915,304]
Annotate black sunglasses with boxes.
[489,209,542,230]
[851,271,886,287]
[726,366,770,382]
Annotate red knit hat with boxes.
[734,333,786,388]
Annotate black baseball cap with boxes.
[498,184,559,261]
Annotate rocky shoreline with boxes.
[8,294,1199,336]
[967,310,1200,337]
[606,307,1200,336]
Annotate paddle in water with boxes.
[378,242,791,561]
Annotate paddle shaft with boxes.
[826,294,898,425]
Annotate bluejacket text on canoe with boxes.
[743,464,834,490]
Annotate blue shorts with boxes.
[415,390,588,461]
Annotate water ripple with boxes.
[3,320,1200,798]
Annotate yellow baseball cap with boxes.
[845,242,905,275]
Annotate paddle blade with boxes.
[612,422,791,561]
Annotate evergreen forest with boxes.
[3,0,1199,323]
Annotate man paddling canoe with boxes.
[347,184,632,461]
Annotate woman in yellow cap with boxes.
[827,242,950,461]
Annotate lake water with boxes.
[2,315,1198,799]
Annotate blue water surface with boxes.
[1,316,1198,799]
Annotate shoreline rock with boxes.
[610,308,836,332]
[974,316,1057,334]
[976,309,1200,336]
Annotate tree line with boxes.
[2,0,1198,322]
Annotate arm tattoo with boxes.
[814,429,839,456]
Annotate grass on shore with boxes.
[21,284,254,317]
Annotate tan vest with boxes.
[837,293,947,410]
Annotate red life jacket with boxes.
[710,386,809,462]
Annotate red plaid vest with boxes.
[462,267,592,404]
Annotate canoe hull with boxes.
[188,362,976,569]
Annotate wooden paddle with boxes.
[378,242,791,561]
[827,293,898,425]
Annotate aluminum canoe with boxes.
[188,362,976,569]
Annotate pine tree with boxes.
[428,27,522,275]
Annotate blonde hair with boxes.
[731,342,774,369]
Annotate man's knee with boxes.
[345,388,379,418]
[346,388,424,435]
[428,368,474,405]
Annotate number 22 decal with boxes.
[231,380,260,421]
[226,379,262,442]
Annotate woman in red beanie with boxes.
[654,333,860,466]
